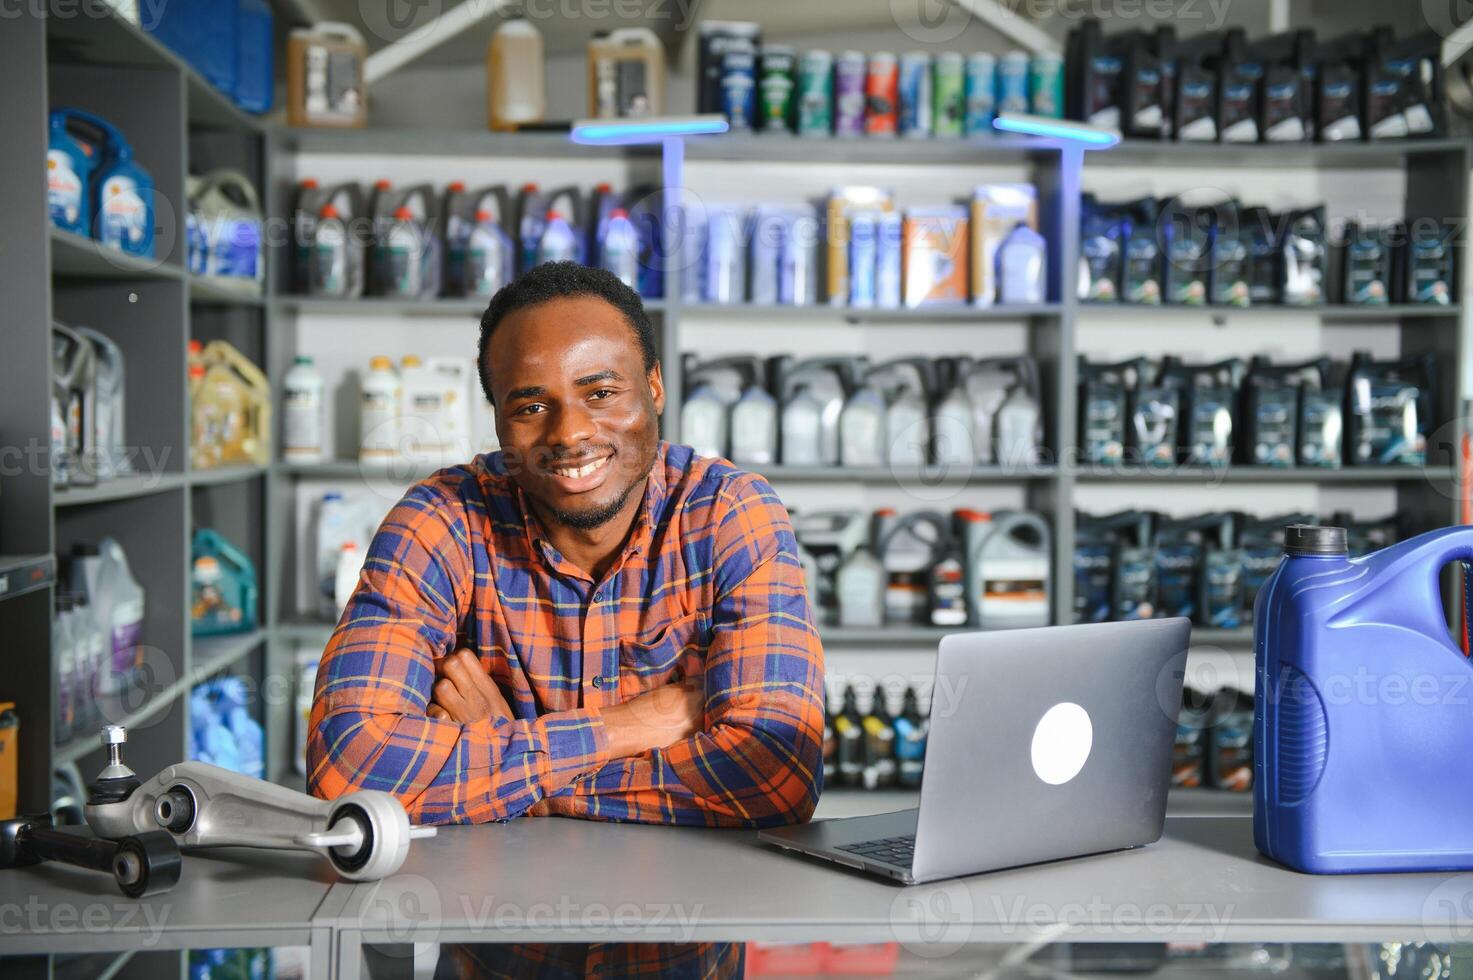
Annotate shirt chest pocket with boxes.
[618,612,706,678]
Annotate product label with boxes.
[1410,240,1453,304]
[99,175,147,251]
[1073,545,1112,623]
[1114,547,1157,620]
[1155,543,1199,620]
[1123,235,1161,304]
[1186,391,1234,465]
[1080,234,1120,302]
[1298,391,1342,466]
[1250,387,1297,466]
[1352,379,1425,465]
[283,388,323,456]
[1082,383,1126,464]
[1176,76,1216,140]
[1345,237,1389,304]
[47,151,84,228]
[1203,550,1244,629]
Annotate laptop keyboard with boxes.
[836,835,915,867]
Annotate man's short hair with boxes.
[477,261,658,405]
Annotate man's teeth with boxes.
[551,457,608,479]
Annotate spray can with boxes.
[759,45,797,134]
[1030,52,1065,118]
[997,50,1030,115]
[848,212,878,308]
[933,52,965,137]
[865,52,899,137]
[798,50,834,137]
[835,50,868,137]
[899,51,932,138]
[965,53,996,136]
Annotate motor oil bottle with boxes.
[191,528,258,636]
[538,211,581,266]
[1160,357,1245,467]
[1243,356,1312,467]
[587,28,666,118]
[863,358,932,469]
[1209,201,1252,307]
[860,684,897,789]
[1281,206,1327,305]
[1074,512,1113,624]
[1253,523,1473,872]
[600,208,641,291]
[1116,30,1164,138]
[839,370,888,469]
[1337,221,1392,306]
[932,358,976,470]
[1065,19,1121,130]
[680,354,737,459]
[797,538,822,618]
[771,356,854,467]
[1086,510,1157,621]
[876,511,950,625]
[191,169,264,284]
[965,510,1051,630]
[928,537,968,627]
[51,323,98,488]
[1120,197,1162,305]
[833,685,865,786]
[963,358,1012,466]
[97,537,146,699]
[488,14,546,132]
[466,208,514,298]
[359,355,401,463]
[1345,351,1435,466]
[194,341,271,467]
[1078,194,1124,302]
[722,356,777,467]
[309,203,349,297]
[75,328,131,481]
[991,358,1043,467]
[1237,512,1313,611]
[1207,688,1253,791]
[893,687,928,788]
[55,109,156,257]
[836,541,885,629]
[1255,30,1315,142]
[47,111,94,236]
[1132,360,1179,468]
[1314,33,1366,142]
[516,184,547,273]
[1216,29,1263,143]
[1363,27,1439,140]
[53,594,77,743]
[286,22,367,128]
[282,355,325,463]
[1161,199,1211,305]
[1404,220,1454,305]
[1243,207,1282,305]
[1173,32,1221,140]
[1174,687,1211,788]
[792,510,869,625]
[1077,357,1142,467]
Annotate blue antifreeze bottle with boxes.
[1255,523,1473,873]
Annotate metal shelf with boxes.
[1096,136,1470,169]
[681,302,1062,323]
[49,228,184,281]
[0,555,54,603]
[685,131,1057,165]
[52,473,187,507]
[278,127,656,159]
[1075,302,1460,322]
[760,464,1056,483]
[276,295,667,316]
[191,629,266,681]
[189,275,266,307]
[1075,465,1449,484]
[188,464,270,487]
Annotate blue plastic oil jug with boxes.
[47,111,95,236]
[234,0,274,113]
[52,109,155,258]
[143,0,238,96]
[191,528,258,636]
[1255,523,1473,873]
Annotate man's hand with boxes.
[429,648,514,724]
[600,677,705,759]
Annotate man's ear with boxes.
[647,361,665,416]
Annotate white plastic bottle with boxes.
[283,355,326,462]
[98,537,145,699]
[488,15,546,131]
[600,207,641,289]
[359,356,401,463]
[316,491,350,618]
[537,211,580,265]
[466,209,513,297]
[334,541,362,612]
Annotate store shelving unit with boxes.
[6,2,1470,874]
[2,8,272,825]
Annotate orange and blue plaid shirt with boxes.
[309,441,826,978]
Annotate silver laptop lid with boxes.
[911,619,1191,883]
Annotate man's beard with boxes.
[542,449,655,530]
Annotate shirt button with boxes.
[593,589,604,602]
[592,676,603,689]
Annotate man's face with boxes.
[487,295,664,530]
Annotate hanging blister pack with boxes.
[1345,352,1436,466]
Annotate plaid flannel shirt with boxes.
[308,441,825,978]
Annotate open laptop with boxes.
[760,619,1192,884]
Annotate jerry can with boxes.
[1255,523,1473,872]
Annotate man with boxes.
[308,262,826,979]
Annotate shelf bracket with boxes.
[943,0,1060,57]
[363,0,517,87]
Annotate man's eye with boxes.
[516,404,545,416]
[589,389,616,400]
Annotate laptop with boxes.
[759,619,1192,884]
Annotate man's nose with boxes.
[544,401,597,452]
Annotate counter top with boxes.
[341,814,1473,950]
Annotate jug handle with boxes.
[1383,526,1473,657]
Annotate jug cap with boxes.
[1284,524,1347,557]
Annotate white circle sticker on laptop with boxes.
[1031,702,1093,785]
